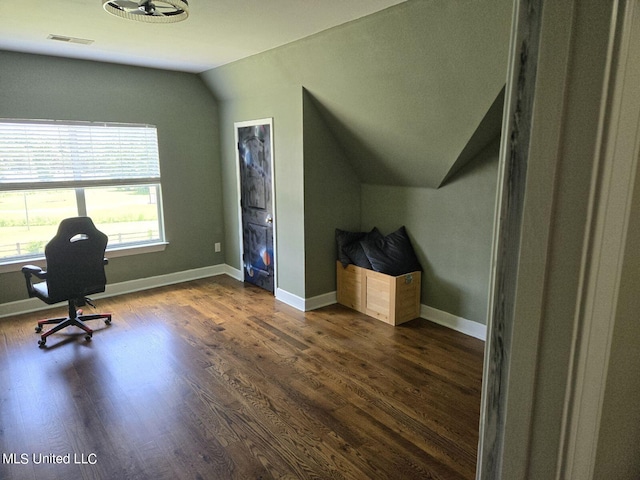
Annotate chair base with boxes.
[36,310,112,347]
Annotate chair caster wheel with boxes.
[38,339,46,347]
[85,334,92,341]
[35,326,42,333]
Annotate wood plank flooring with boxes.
[0,275,484,480]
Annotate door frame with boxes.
[234,117,277,292]
[557,2,640,476]
[478,0,640,478]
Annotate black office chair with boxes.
[21,217,112,347]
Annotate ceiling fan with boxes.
[102,0,189,23]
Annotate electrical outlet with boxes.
[214,242,221,252]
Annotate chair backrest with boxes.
[44,217,108,303]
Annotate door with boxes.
[236,119,275,293]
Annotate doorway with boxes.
[235,119,276,293]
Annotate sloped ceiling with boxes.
[0,0,406,73]
[201,0,513,188]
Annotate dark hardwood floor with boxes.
[0,275,484,480]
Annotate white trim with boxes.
[273,288,486,340]
[478,0,552,476]
[274,289,336,312]
[3,268,487,347]
[0,257,47,274]
[560,2,640,477]
[101,265,226,298]
[222,264,243,281]
[478,0,527,473]
[275,287,306,311]
[233,124,245,282]
[305,291,337,311]
[0,264,226,319]
[0,297,50,319]
[106,242,169,259]
[420,304,487,340]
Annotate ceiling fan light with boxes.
[102,0,189,24]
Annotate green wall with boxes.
[1,0,508,325]
[202,0,512,189]
[0,51,224,304]
[361,139,500,323]
[200,0,508,320]
[212,87,306,298]
[303,91,361,298]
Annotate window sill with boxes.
[0,242,169,274]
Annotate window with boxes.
[0,119,165,264]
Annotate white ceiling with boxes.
[0,0,406,73]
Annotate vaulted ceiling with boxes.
[1,0,512,189]
[202,0,512,188]
[0,0,405,72]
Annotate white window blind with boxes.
[0,120,160,189]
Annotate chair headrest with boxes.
[46,217,108,258]
[56,216,102,238]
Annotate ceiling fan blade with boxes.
[126,9,155,16]
[110,0,141,10]
[138,1,180,16]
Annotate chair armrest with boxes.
[21,265,47,299]
[21,265,47,279]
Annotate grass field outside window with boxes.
[0,186,162,262]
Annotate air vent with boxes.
[47,34,94,45]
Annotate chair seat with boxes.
[33,282,49,299]
[33,281,66,305]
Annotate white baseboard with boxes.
[275,288,305,311]
[275,289,337,312]
[0,297,48,319]
[0,264,228,319]
[222,264,243,281]
[420,304,486,340]
[305,291,337,311]
[275,289,486,341]
[103,265,227,299]
[2,268,486,342]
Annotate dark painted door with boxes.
[237,121,274,293]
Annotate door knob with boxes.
[266,215,273,224]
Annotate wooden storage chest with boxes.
[336,261,421,326]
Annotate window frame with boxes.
[0,119,168,271]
